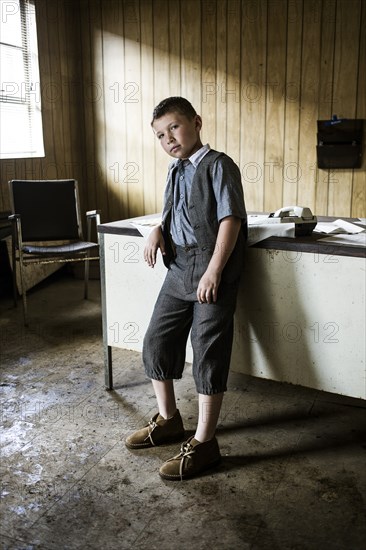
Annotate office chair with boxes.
[8,179,100,325]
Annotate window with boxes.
[0,0,44,159]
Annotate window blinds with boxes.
[0,0,45,159]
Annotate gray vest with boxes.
[161,149,247,279]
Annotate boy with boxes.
[126,97,247,480]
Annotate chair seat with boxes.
[22,241,98,255]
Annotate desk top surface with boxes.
[98,213,366,259]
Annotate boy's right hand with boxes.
[144,225,166,268]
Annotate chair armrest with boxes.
[86,210,101,218]
[8,214,20,221]
[86,210,101,242]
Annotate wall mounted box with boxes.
[316,119,363,169]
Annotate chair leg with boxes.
[84,258,90,299]
[12,250,18,308]
[18,259,28,326]
[12,275,18,307]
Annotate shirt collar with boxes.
[188,144,211,167]
[172,144,211,169]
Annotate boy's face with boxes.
[152,112,203,159]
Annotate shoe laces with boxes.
[144,418,159,446]
[168,440,196,480]
[180,440,195,457]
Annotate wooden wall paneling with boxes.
[215,0,227,153]
[0,185,5,211]
[122,0,144,218]
[240,0,267,212]
[100,1,128,222]
[149,0,182,213]
[168,0,181,96]
[0,156,7,209]
[264,0,287,212]
[61,0,91,220]
[282,0,303,208]
[44,0,66,180]
[0,161,15,211]
[329,0,362,216]
[314,0,336,216]
[152,0,169,106]
[351,0,366,218]
[24,158,34,186]
[57,1,73,179]
[0,183,5,211]
[35,0,55,178]
[61,2,86,204]
[89,0,110,221]
[180,0,201,109]
[152,0,171,210]
[200,0,217,148]
[140,0,156,214]
[0,157,10,210]
[226,0,241,165]
[16,160,26,181]
[79,0,99,216]
[297,0,322,212]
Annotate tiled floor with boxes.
[1,271,365,549]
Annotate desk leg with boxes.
[99,232,113,390]
[104,345,113,390]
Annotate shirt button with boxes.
[180,176,184,181]
[180,194,184,199]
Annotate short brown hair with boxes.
[151,97,197,125]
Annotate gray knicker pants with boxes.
[142,245,241,395]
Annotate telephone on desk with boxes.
[268,206,317,236]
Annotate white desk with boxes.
[98,216,366,399]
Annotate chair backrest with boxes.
[9,179,83,241]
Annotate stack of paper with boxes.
[314,219,365,248]
[314,219,365,235]
[130,217,162,238]
[247,215,295,245]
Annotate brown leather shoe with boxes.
[125,409,185,449]
[159,436,221,480]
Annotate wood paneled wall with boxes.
[1,0,365,222]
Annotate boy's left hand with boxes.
[197,269,221,304]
